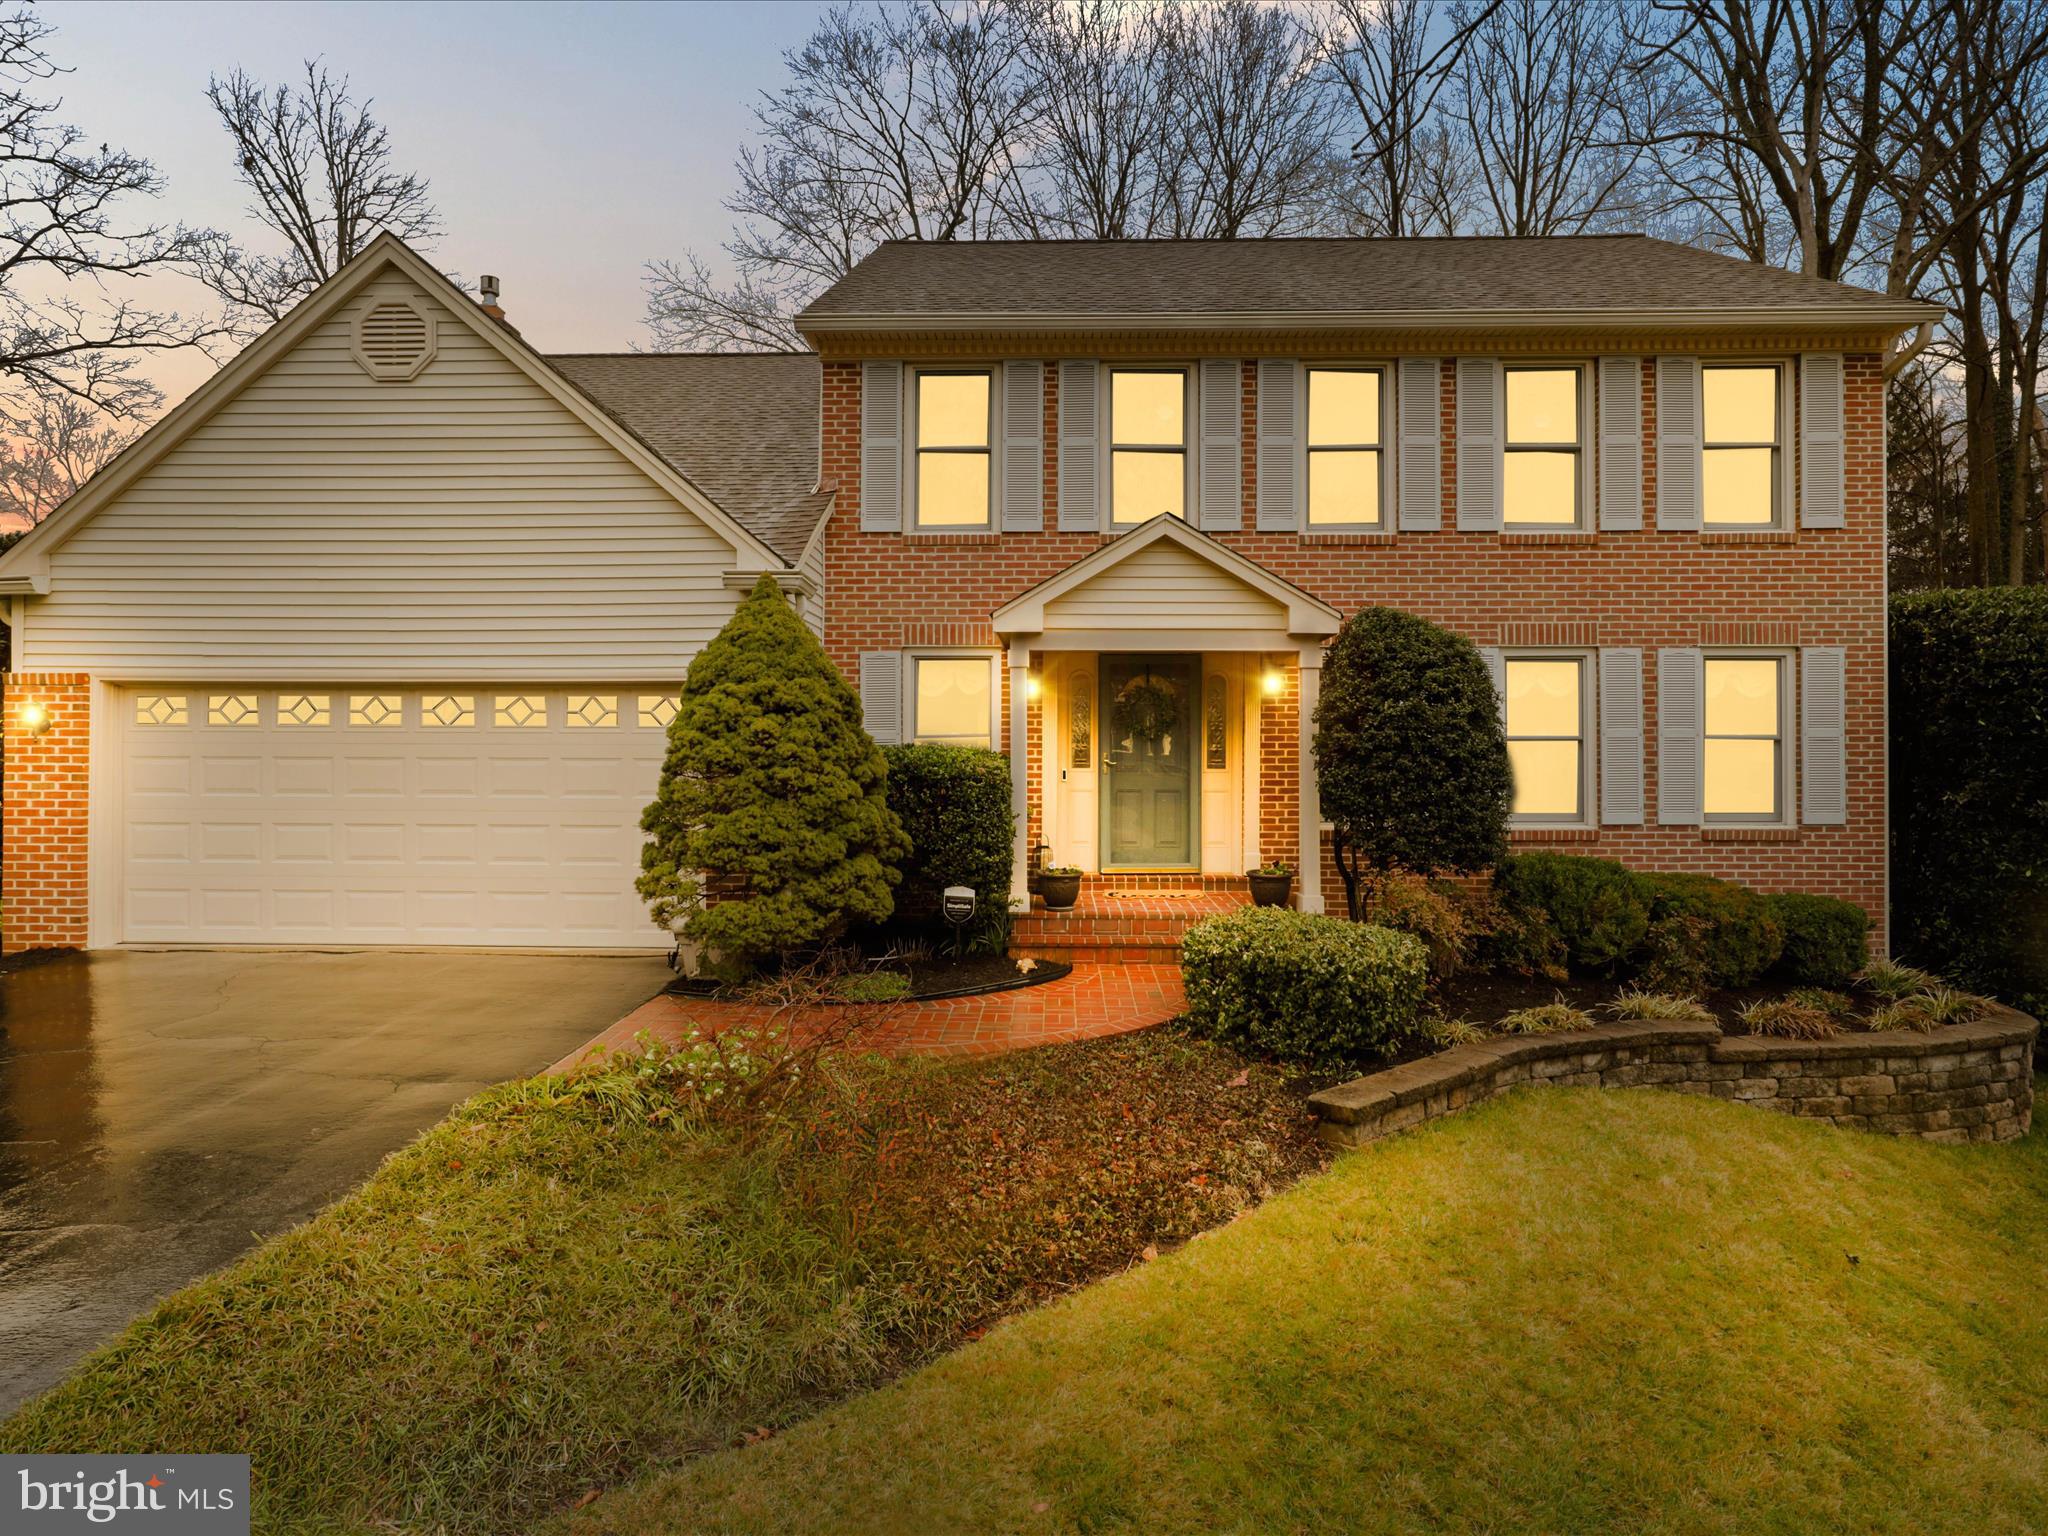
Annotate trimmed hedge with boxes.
[1493,853,1649,974]
[1892,589,2048,1015]
[880,743,1014,949]
[1182,907,1428,1066]
[1641,873,1783,988]
[1768,892,1871,988]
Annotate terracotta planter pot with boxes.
[1246,871,1293,908]
[1039,873,1082,910]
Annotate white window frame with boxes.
[1701,649,1795,826]
[908,365,998,533]
[1104,364,1194,529]
[904,650,1002,749]
[1301,362,1393,533]
[1700,359,1793,530]
[1503,649,1597,828]
[1500,360,1592,531]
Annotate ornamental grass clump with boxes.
[1181,907,1429,1067]
[1736,999,1840,1040]
[1859,959,1940,1002]
[1606,988,1714,1022]
[1496,999,1594,1035]
[1868,987,1992,1033]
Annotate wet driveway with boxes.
[0,948,669,1417]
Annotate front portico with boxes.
[992,517,1341,912]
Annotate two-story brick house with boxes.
[0,232,1932,955]
[796,236,1933,935]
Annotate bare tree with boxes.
[0,374,156,527]
[1319,0,1475,237]
[1448,0,1651,236]
[646,1,1036,352]
[196,61,439,327]
[0,8,215,412]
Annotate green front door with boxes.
[1102,655,1198,869]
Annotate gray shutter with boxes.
[1598,647,1645,825]
[1479,645,1506,724]
[860,651,902,745]
[1456,357,1501,531]
[1001,360,1045,533]
[860,360,903,533]
[1057,360,1099,531]
[1397,356,1441,531]
[1657,646,1704,825]
[1801,645,1847,824]
[1655,356,1701,531]
[1199,358,1242,532]
[1800,353,1846,529]
[1598,356,1643,531]
[1255,359,1298,531]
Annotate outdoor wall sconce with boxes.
[1261,669,1284,698]
[1025,673,1042,700]
[17,700,52,737]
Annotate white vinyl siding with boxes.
[24,272,742,678]
[1040,538,1288,633]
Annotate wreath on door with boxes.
[1113,671,1180,742]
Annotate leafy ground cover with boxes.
[562,1089,2048,1536]
[0,1030,1322,1534]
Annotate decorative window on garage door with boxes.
[494,694,548,728]
[135,694,188,726]
[278,694,331,727]
[349,694,403,727]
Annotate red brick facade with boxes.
[820,350,1890,941]
[2,672,90,953]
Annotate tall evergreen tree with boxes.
[639,576,908,971]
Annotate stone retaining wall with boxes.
[1307,1009,2038,1149]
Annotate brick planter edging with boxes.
[1307,1008,2039,1149]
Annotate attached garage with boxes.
[115,687,674,947]
[0,234,828,955]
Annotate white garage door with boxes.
[118,688,675,948]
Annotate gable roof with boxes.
[992,515,1340,638]
[547,352,826,562]
[799,235,1939,334]
[0,233,792,594]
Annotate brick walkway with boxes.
[548,961,1186,1072]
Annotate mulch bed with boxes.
[669,951,1072,1002]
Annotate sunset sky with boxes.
[44,0,835,406]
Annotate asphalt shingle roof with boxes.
[546,351,825,563]
[799,235,1932,323]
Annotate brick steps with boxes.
[1011,881,1252,963]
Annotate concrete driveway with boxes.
[0,948,669,1417]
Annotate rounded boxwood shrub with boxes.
[1494,852,1650,974]
[1767,892,1871,988]
[1181,907,1428,1066]
[1641,873,1783,987]
[880,742,1014,950]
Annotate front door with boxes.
[1102,655,1198,868]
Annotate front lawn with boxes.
[0,1030,1321,1534]
[565,1089,2048,1536]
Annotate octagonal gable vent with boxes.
[352,298,436,381]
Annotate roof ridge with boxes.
[871,233,1654,248]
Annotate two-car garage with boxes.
[113,687,673,948]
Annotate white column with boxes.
[1296,650,1324,915]
[1008,645,1032,908]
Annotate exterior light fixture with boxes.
[1025,673,1042,701]
[17,700,52,737]
[1261,670,1284,698]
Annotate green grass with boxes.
[564,1090,2048,1536]
[0,1030,1319,1534]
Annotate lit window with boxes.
[135,694,188,727]
[1110,370,1185,523]
[349,695,402,727]
[1504,658,1585,820]
[208,694,259,727]
[278,694,330,727]
[494,695,548,728]
[423,695,475,728]
[567,695,618,728]
[914,372,992,528]
[1306,368,1382,527]
[1503,367,1581,526]
[913,657,993,748]
[638,696,678,729]
[1703,365,1780,526]
[1704,657,1783,819]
